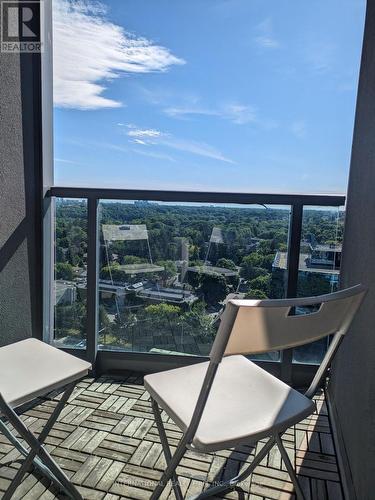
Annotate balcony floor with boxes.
[0,374,343,500]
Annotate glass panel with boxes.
[293,206,344,364]
[98,200,290,359]
[53,198,88,348]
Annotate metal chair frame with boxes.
[0,382,83,500]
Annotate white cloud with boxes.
[127,128,162,139]
[122,124,234,163]
[53,0,185,109]
[164,106,216,119]
[254,18,280,49]
[254,36,279,49]
[164,102,256,125]
[160,136,234,163]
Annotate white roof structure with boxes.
[118,263,164,274]
[210,227,224,244]
[273,251,340,275]
[102,224,148,242]
[187,265,238,277]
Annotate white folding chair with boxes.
[0,338,91,499]
[145,284,366,500]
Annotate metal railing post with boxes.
[86,197,99,366]
[281,203,304,383]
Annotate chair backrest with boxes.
[183,285,366,441]
[210,284,367,364]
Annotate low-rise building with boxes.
[187,264,238,278]
[273,251,340,282]
[54,280,77,306]
[137,286,198,305]
[306,243,342,270]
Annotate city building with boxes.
[187,264,239,278]
[54,280,77,306]
[137,286,198,306]
[307,243,342,270]
[273,251,340,283]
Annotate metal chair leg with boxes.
[151,398,183,500]
[189,436,276,500]
[275,433,305,500]
[0,417,62,488]
[150,436,188,500]
[0,384,82,500]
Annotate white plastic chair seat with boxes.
[0,338,91,408]
[145,355,315,452]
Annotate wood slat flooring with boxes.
[0,374,343,500]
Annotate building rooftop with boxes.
[187,265,238,277]
[311,244,342,252]
[0,375,342,500]
[117,264,165,274]
[273,252,340,275]
[54,280,76,305]
[102,224,149,242]
[137,287,197,304]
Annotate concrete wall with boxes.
[0,50,43,346]
[328,2,375,498]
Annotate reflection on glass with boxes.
[53,198,88,348]
[97,201,289,359]
[293,207,344,364]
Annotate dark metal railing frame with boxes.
[47,187,345,385]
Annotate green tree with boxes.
[240,254,265,279]
[240,256,268,280]
[55,262,74,281]
[100,263,126,282]
[262,254,276,272]
[123,255,146,264]
[216,258,237,271]
[144,303,182,336]
[249,274,271,295]
[156,260,177,284]
[145,303,181,318]
[297,274,332,297]
[199,273,229,305]
[186,269,202,289]
[246,252,263,266]
[99,305,111,333]
[244,289,268,299]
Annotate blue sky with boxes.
[53,0,365,194]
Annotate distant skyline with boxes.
[53,0,366,194]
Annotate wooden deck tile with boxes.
[0,377,343,499]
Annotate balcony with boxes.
[1,187,348,500]
[1,0,375,498]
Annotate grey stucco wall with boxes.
[0,50,43,346]
[328,2,375,499]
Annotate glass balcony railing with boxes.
[293,206,344,364]
[96,200,290,360]
[49,188,345,381]
[53,198,88,348]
